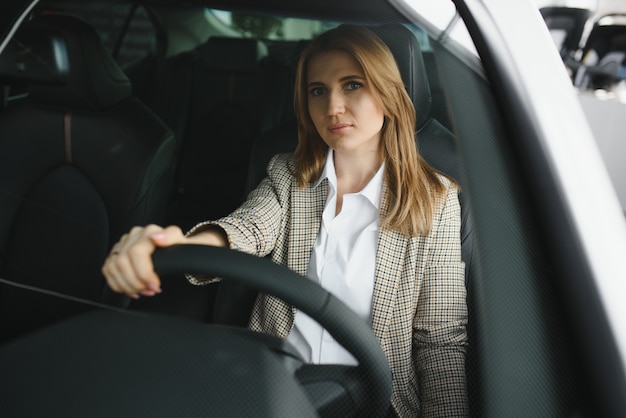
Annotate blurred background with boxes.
[534,0,626,215]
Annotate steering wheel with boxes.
[0,245,392,417]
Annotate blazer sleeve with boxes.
[413,182,469,417]
[186,153,293,257]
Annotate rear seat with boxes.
[128,36,277,231]
[125,35,297,321]
[173,37,273,230]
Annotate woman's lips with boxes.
[328,123,352,134]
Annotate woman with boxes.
[102,25,468,417]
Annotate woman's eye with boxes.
[309,87,326,96]
[345,81,363,91]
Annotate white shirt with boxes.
[286,150,384,365]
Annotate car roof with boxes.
[45,0,408,22]
[1,0,413,54]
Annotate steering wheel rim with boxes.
[153,244,392,417]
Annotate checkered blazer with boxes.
[190,153,468,417]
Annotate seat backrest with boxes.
[123,36,281,321]
[216,24,474,326]
[127,36,273,231]
[0,13,175,341]
[174,37,271,227]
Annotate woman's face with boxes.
[306,50,385,155]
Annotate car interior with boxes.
[573,14,626,90]
[540,6,592,60]
[0,5,471,416]
[0,0,624,416]
[541,7,626,91]
[0,12,174,341]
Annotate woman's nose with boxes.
[327,90,345,115]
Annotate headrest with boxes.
[369,24,432,129]
[197,36,268,74]
[0,14,131,110]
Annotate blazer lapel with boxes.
[288,179,328,276]
[256,178,328,338]
[371,186,409,343]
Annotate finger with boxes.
[128,226,186,293]
[104,250,151,296]
[149,225,185,247]
[102,264,139,299]
[125,229,166,292]
[103,225,164,296]
[102,250,129,294]
[110,231,129,252]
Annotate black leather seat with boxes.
[123,36,277,321]
[215,24,474,326]
[0,14,175,341]
[127,36,273,231]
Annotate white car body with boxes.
[1,0,625,416]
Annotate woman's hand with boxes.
[102,224,227,299]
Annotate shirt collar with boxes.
[361,160,384,210]
[313,148,336,189]
[313,149,384,210]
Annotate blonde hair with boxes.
[293,25,449,236]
